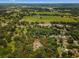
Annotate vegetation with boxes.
[0,4,79,58]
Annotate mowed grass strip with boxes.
[23,16,78,23]
[31,12,71,16]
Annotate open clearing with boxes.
[23,16,78,23]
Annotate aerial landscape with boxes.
[0,0,79,58]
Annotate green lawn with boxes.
[23,16,78,23]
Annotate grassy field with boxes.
[23,16,78,23]
[31,12,71,16]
